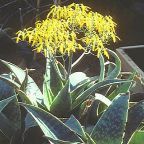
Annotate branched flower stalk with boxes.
[16,3,118,59]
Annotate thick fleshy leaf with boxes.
[129,131,144,144]
[72,79,130,109]
[21,103,82,143]
[65,115,86,140]
[24,76,43,106]
[20,69,28,92]
[71,84,85,102]
[0,59,43,105]
[17,90,32,104]
[108,72,135,100]
[0,113,16,139]
[95,93,112,106]
[43,59,51,110]
[50,80,71,117]
[0,76,15,100]
[45,136,82,144]
[24,113,38,132]
[0,96,20,139]
[57,61,67,80]
[106,49,121,79]
[71,76,98,102]
[9,129,23,144]
[99,54,105,82]
[50,59,63,96]
[91,93,112,118]
[2,96,21,134]
[91,93,129,144]
[0,96,16,112]
[43,73,54,111]
[0,59,26,84]
[123,100,144,144]
[106,62,115,77]
[69,72,88,91]
[0,74,20,89]
[85,133,96,144]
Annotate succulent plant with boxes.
[0,3,143,144]
[0,50,143,144]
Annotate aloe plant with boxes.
[18,93,144,144]
[0,50,134,143]
[0,48,133,119]
[0,3,142,144]
[6,3,130,119]
[0,56,143,143]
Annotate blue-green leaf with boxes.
[95,93,112,106]
[0,96,20,139]
[123,100,144,144]
[21,103,82,143]
[57,61,67,80]
[99,54,105,82]
[24,76,43,106]
[2,96,21,135]
[69,72,88,91]
[0,96,16,112]
[71,76,98,102]
[108,72,135,100]
[106,49,121,79]
[17,90,32,104]
[72,79,130,109]
[0,74,20,89]
[129,131,144,144]
[85,133,96,144]
[0,59,43,106]
[43,66,55,110]
[0,59,26,84]
[45,136,81,144]
[65,115,87,140]
[91,93,129,144]
[50,80,71,117]
[50,59,63,96]
[0,75,15,100]
[24,113,38,132]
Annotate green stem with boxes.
[66,53,73,80]
[72,52,85,68]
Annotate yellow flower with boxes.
[16,3,118,58]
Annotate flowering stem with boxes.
[45,50,51,88]
[66,53,73,80]
[72,52,85,68]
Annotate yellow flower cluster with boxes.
[16,3,118,58]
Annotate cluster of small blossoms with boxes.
[16,3,118,58]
